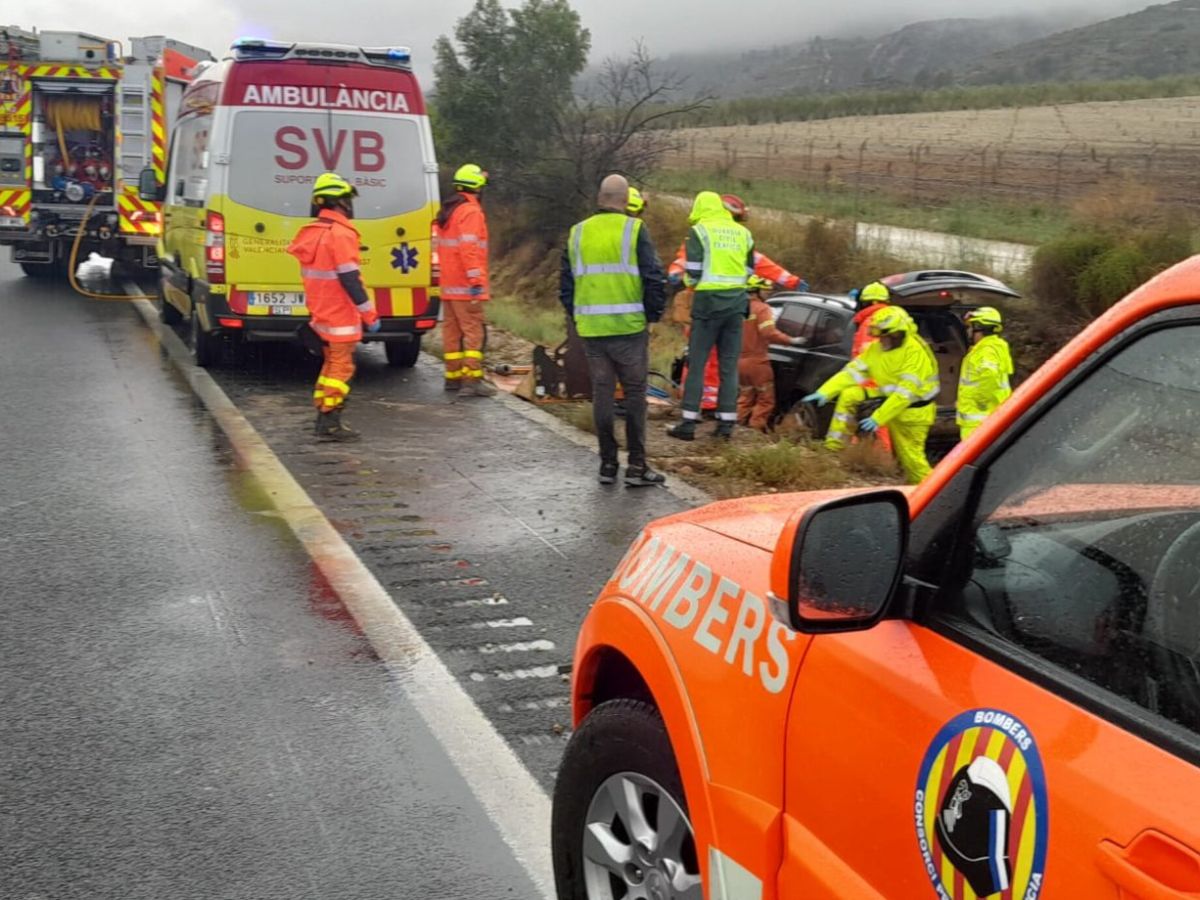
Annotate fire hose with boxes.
[67,190,154,301]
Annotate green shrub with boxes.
[1030,233,1112,311]
[1076,245,1146,316]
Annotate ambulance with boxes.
[552,259,1200,897]
[149,38,439,367]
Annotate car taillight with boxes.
[206,211,225,284]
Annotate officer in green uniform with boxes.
[561,174,667,487]
[668,191,756,441]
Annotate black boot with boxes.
[713,421,735,440]
[316,408,361,443]
[314,410,325,437]
[598,462,619,485]
[667,420,697,442]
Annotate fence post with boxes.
[855,139,868,222]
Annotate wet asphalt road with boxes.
[0,259,548,898]
[201,314,689,788]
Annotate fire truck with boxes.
[0,27,211,277]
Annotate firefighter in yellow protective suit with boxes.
[803,305,939,484]
[957,306,1014,440]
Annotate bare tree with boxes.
[521,42,712,230]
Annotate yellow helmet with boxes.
[860,281,892,304]
[312,172,357,200]
[964,306,1003,331]
[867,305,913,337]
[453,163,488,191]
[747,275,775,294]
[626,186,646,216]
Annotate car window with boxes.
[776,305,820,342]
[813,311,846,347]
[946,323,1200,739]
[227,110,429,220]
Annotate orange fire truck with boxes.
[0,27,210,277]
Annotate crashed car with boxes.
[767,271,1021,449]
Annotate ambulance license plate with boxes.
[249,292,304,315]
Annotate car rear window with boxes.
[227,109,428,219]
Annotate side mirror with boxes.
[770,490,909,633]
[138,167,164,202]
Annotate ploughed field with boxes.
[663,95,1200,208]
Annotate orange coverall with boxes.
[737,296,792,430]
[437,192,490,384]
[287,208,378,413]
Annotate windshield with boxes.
[227,109,428,220]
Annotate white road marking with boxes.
[129,292,555,899]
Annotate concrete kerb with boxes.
[128,292,555,900]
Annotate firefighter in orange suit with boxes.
[287,172,379,443]
[737,277,806,431]
[437,163,496,397]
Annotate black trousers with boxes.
[583,331,649,468]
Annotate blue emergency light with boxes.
[387,48,411,62]
[230,37,292,58]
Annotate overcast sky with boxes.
[7,0,1154,83]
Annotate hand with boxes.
[365,319,381,334]
[859,416,880,434]
[802,392,828,407]
[796,279,810,293]
[468,285,484,298]
[790,336,808,347]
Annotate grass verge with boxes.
[652,170,1069,246]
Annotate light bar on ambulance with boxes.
[229,38,412,68]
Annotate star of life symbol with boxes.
[391,243,419,273]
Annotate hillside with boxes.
[970,1,1200,84]
[612,13,1086,100]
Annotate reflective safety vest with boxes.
[957,334,1014,430]
[690,221,753,292]
[567,212,647,338]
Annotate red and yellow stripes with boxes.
[0,188,32,226]
[150,66,166,181]
[24,64,120,80]
[118,187,161,236]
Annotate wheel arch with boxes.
[570,598,715,856]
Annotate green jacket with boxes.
[683,191,755,319]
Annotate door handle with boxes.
[1097,831,1200,900]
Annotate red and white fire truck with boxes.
[0,27,210,277]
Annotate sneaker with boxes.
[459,378,498,398]
[625,465,667,488]
[667,421,697,442]
[598,462,619,485]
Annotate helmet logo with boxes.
[915,709,1049,899]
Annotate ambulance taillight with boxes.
[205,211,225,284]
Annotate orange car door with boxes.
[779,314,1200,899]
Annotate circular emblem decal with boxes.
[915,709,1049,899]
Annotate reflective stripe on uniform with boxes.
[301,267,339,280]
[318,376,351,395]
[356,301,373,313]
[959,411,990,422]
[571,216,639,277]
[311,322,360,336]
[696,225,750,286]
[464,350,484,360]
[466,268,483,278]
[441,285,478,299]
[758,320,775,330]
[577,303,645,316]
[444,370,465,379]
[335,262,359,274]
[444,351,466,360]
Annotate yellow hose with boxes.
[67,191,155,302]
[46,97,103,170]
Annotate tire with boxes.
[19,262,56,279]
[158,278,183,325]
[385,337,421,368]
[552,699,702,900]
[777,397,833,439]
[189,306,217,368]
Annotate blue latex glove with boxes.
[848,288,860,302]
[668,272,683,286]
[468,285,484,298]
[366,319,381,334]
[796,279,810,293]
[859,416,880,434]
[802,392,828,407]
